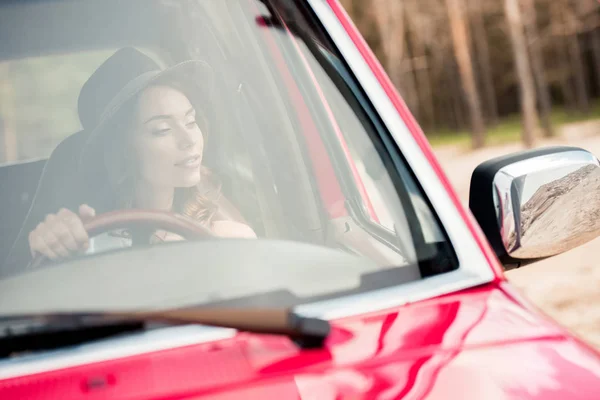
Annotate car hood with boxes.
[1,283,600,399]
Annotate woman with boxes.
[28,47,255,262]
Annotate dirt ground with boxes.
[433,120,600,349]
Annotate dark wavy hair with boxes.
[100,77,221,227]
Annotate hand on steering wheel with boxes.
[29,208,213,269]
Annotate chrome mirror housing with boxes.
[469,147,600,268]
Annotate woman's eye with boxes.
[186,120,198,129]
[152,128,171,136]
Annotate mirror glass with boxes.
[493,149,600,259]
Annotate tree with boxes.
[522,0,554,137]
[446,0,486,148]
[470,0,499,125]
[548,0,578,112]
[576,0,600,95]
[372,0,419,116]
[343,0,600,144]
[406,0,435,129]
[504,0,540,147]
[563,0,590,113]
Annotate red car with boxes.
[1,0,600,399]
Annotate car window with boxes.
[0,48,165,164]
[0,51,114,163]
[310,44,445,244]
[0,0,458,310]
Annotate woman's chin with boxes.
[175,172,202,188]
[177,179,201,188]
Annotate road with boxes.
[434,120,600,348]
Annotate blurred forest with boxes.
[340,0,600,148]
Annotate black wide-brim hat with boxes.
[77,47,213,164]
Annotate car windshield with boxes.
[0,0,457,313]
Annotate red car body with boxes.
[1,1,600,399]
[3,285,600,399]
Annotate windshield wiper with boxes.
[0,307,331,351]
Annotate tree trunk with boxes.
[440,78,457,130]
[568,35,590,114]
[406,1,435,130]
[372,0,404,83]
[559,66,577,112]
[372,0,419,116]
[432,45,453,129]
[446,0,486,148]
[399,58,421,119]
[471,0,499,125]
[522,0,554,137]
[563,1,590,113]
[591,29,600,94]
[579,0,600,94]
[550,1,577,111]
[504,0,539,147]
[449,63,467,131]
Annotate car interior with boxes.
[0,0,456,279]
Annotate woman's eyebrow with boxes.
[144,115,171,124]
[144,108,195,124]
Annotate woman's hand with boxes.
[28,204,96,260]
[150,220,255,243]
[211,220,257,238]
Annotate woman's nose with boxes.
[177,129,198,150]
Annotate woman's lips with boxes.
[175,154,201,168]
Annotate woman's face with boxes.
[131,85,204,189]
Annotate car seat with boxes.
[1,130,107,275]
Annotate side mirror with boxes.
[469,146,600,269]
